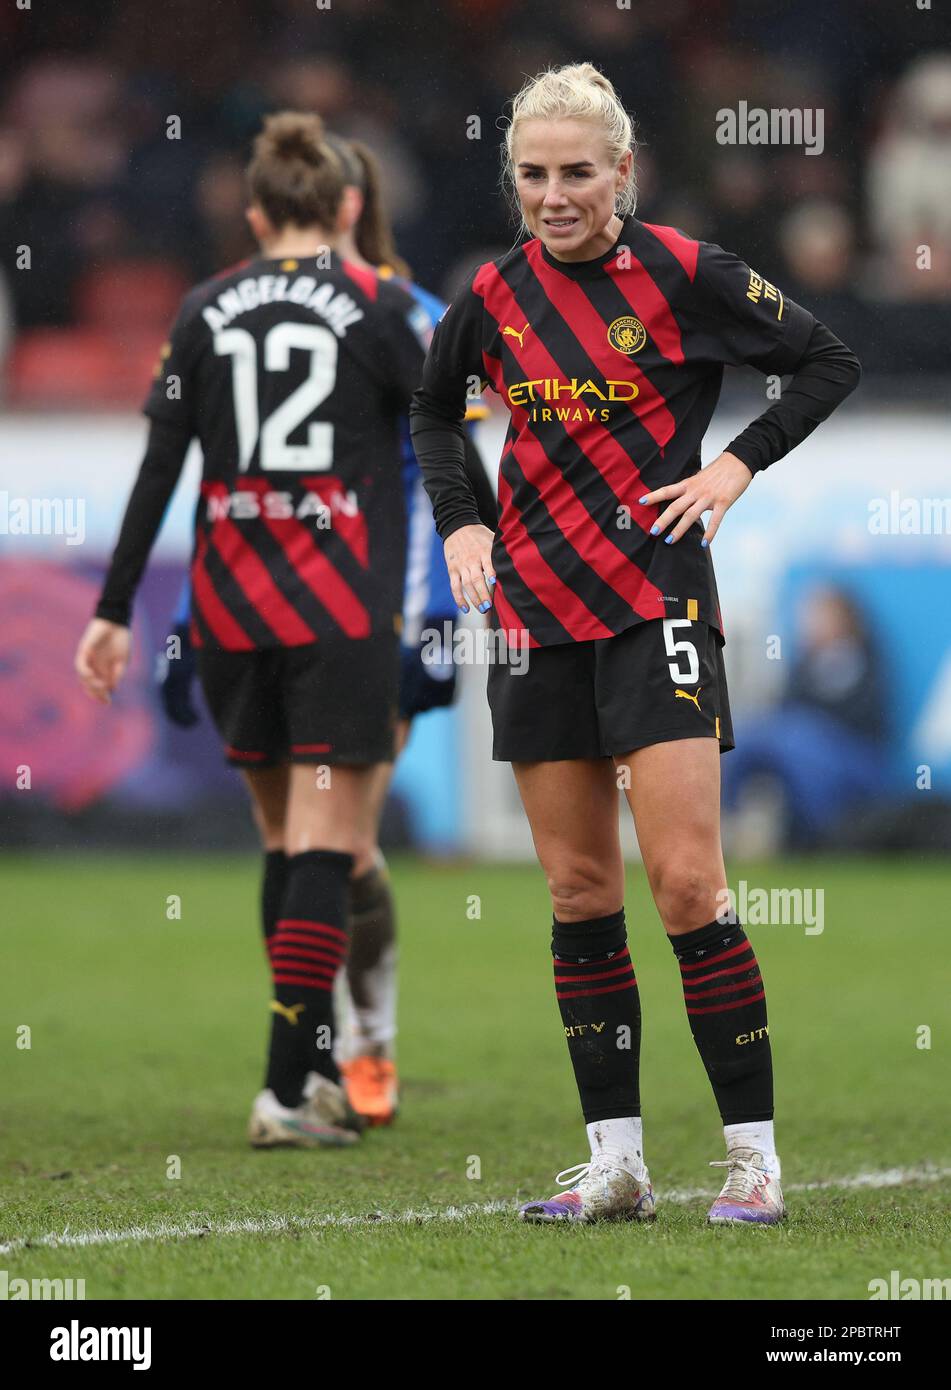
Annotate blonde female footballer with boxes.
[410,63,860,1224]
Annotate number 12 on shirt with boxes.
[214,321,338,472]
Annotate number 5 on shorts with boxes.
[663,618,700,684]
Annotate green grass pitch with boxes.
[1,853,949,1300]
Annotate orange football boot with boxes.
[340,1056,399,1126]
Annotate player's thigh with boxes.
[512,758,625,921]
[617,737,727,935]
[241,763,290,850]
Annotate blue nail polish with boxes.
[460,605,469,614]
[665,535,673,544]
[479,600,491,613]
[701,538,709,549]
[650,524,659,536]
[638,495,649,505]
[488,575,497,586]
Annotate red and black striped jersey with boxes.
[414,216,816,647]
[145,254,430,650]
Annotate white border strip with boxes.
[1,1165,948,1258]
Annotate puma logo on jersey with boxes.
[270,1000,305,1026]
[502,323,530,348]
[675,687,702,711]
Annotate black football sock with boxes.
[670,915,773,1123]
[265,848,353,1106]
[261,849,289,958]
[552,910,641,1123]
[345,859,397,1055]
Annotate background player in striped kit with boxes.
[411,64,860,1224]
[156,134,496,1128]
[75,112,433,1148]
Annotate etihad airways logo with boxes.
[507,375,639,424]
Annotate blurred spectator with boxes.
[722,586,891,849]
[776,200,870,354]
[867,53,951,300]
[779,200,856,294]
[707,151,779,269]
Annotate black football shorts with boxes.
[196,634,399,768]
[487,618,734,762]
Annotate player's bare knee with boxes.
[651,862,723,934]
[547,861,619,922]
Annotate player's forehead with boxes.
[513,118,612,171]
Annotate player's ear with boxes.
[246,203,270,244]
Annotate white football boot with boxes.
[519,1155,656,1224]
[707,1146,785,1224]
[248,1075,362,1149]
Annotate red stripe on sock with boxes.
[272,951,344,973]
[271,946,341,970]
[272,973,335,990]
[683,974,762,1001]
[272,966,336,986]
[683,960,759,986]
[273,929,346,951]
[679,940,753,972]
[554,961,636,985]
[277,918,348,944]
[272,945,347,967]
[556,979,638,1001]
[686,989,766,1016]
[555,946,630,972]
[272,958,336,979]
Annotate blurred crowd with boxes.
[1,0,949,400]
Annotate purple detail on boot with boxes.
[709,1201,781,1224]
[519,1191,582,1220]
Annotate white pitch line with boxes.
[1,1165,948,1258]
